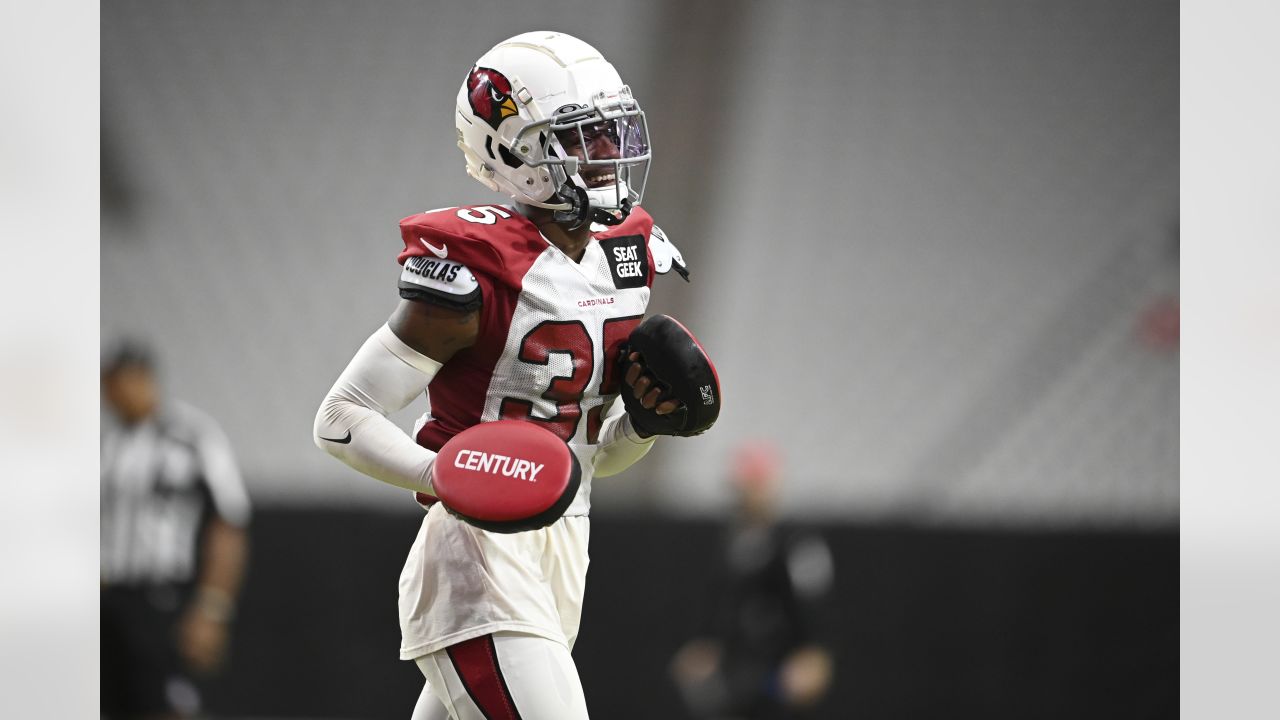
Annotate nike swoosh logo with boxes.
[320,431,352,444]
[419,237,448,259]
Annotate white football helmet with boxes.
[454,31,651,228]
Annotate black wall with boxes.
[200,510,1176,719]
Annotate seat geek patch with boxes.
[599,235,649,290]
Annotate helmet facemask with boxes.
[509,88,651,229]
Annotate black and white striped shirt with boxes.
[101,401,251,586]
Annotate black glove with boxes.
[619,315,721,437]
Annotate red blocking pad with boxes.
[432,420,581,533]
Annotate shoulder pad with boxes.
[648,224,690,282]
[399,256,482,312]
[397,205,548,289]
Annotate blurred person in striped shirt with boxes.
[100,341,251,719]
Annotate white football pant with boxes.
[412,632,589,720]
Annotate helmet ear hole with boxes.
[497,144,524,169]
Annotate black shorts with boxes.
[101,585,199,718]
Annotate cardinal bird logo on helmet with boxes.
[467,67,519,130]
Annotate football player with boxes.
[314,31,696,720]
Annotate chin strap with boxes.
[549,182,633,230]
[551,182,591,230]
[590,197,632,226]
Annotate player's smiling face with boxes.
[555,121,622,188]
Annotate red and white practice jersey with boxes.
[396,204,684,516]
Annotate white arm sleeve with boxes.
[592,400,657,478]
[313,324,442,493]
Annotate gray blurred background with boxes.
[103,0,1177,524]
[102,1,1177,717]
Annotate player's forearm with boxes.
[315,393,438,492]
[592,409,656,477]
[313,324,441,493]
